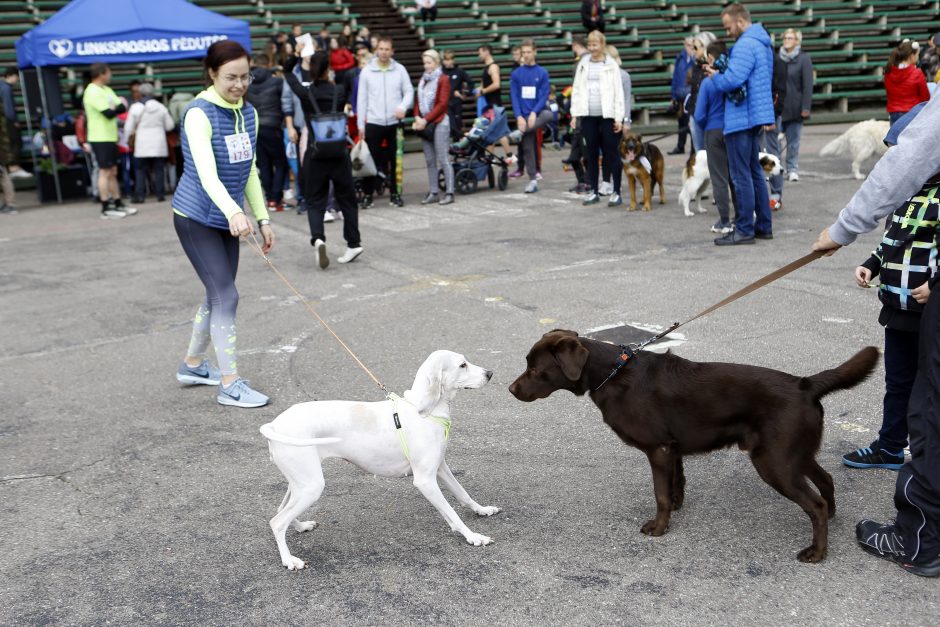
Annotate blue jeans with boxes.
[880,327,919,453]
[689,116,705,153]
[759,118,783,198]
[781,119,803,173]
[725,126,772,238]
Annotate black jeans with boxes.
[580,116,621,194]
[364,123,398,196]
[448,99,464,140]
[879,327,919,453]
[893,289,940,566]
[134,156,166,199]
[256,125,288,203]
[305,153,361,248]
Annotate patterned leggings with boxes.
[174,213,240,375]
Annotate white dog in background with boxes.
[259,350,499,570]
[820,119,890,180]
[678,150,783,216]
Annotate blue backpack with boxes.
[308,86,347,159]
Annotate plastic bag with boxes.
[350,139,376,178]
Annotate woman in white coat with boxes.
[570,30,625,206]
[125,82,174,202]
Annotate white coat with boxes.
[125,99,174,158]
[570,54,625,122]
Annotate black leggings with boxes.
[580,116,622,194]
[174,213,240,375]
[305,154,361,248]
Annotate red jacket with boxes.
[413,73,451,124]
[884,65,930,113]
[330,48,355,72]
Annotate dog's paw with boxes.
[475,505,501,517]
[292,520,318,532]
[640,519,668,536]
[696,205,708,214]
[797,546,826,563]
[465,532,493,546]
[683,209,694,217]
[283,555,308,570]
[628,205,638,212]
[643,206,652,212]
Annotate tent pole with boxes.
[36,66,63,203]
[17,68,40,191]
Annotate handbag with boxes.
[415,120,438,142]
[350,138,376,178]
[307,86,348,160]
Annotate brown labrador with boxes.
[508,330,879,563]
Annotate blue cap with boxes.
[884,101,928,146]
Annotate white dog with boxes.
[819,119,890,180]
[259,350,499,570]
[678,150,783,216]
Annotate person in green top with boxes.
[82,63,137,219]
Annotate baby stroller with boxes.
[441,105,512,194]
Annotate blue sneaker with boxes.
[842,442,905,470]
[217,378,270,408]
[176,359,221,386]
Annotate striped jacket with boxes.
[861,182,939,329]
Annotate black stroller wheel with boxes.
[455,169,478,195]
[497,167,509,191]
[487,165,495,188]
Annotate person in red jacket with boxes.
[885,39,930,125]
[329,37,356,87]
[413,49,454,205]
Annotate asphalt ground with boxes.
[1,123,937,626]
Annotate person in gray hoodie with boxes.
[813,96,940,578]
[355,36,414,208]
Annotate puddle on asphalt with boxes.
[585,322,687,353]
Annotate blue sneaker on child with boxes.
[217,378,270,408]
[842,441,905,470]
[176,359,221,386]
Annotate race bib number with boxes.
[224,132,253,164]
[521,85,536,99]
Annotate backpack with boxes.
[307,85,347,159]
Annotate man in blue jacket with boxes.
[705,3,775,245]
[510,39,552,194]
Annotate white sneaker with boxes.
[8,169,31,179]
[118,202,138,216]
[524,180,538,193]
[337,246,363,264]
[598,181,612,196]
[323,210,336,223]
[314,239,329,269]
[284,188,295,201]
[788,171,799,182]
[101,206,127,219]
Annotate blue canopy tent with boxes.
[14,0,252,201]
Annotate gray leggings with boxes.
[704,128,737,224]
[422,119,453,194]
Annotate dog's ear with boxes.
[545,328,579,338]
[410,354,444,415]
[551,336,590,381]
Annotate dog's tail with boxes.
[800,347,880,400]
[259,423,341,447]
[683,152,696,179]
[820,129,852,157]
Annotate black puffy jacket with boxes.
[246,68,286,128]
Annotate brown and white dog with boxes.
[678,150,783,216]
[509,329,879,563]
[620,133,665,211]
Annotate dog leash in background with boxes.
[595,250,827,391]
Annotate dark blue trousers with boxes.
[879,327,919,453]
[724,126,772,238]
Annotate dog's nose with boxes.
[485,369,494,381]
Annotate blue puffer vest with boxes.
[175,97,257,230]
[711,23,776,134]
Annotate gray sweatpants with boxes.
[704,128,736,224]
[422,119,453,195]
[521,109,554,180]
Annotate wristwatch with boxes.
[258,219,271,227]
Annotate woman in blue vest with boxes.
[173,40,275,408]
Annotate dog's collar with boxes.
[387,393,451,463]
[592,344,638,392]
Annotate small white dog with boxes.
[678,150,783,216]
[259,350,499,570]
[819,119,890,180]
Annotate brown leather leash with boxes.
[638,249,827,349]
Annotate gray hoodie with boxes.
[356,58,414,130]
[829,95,940,246]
